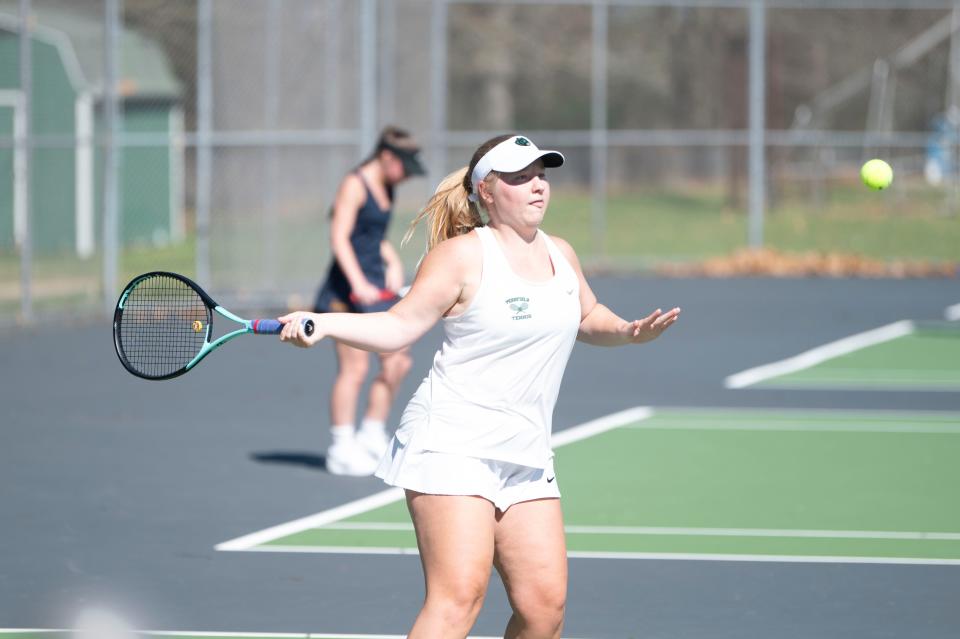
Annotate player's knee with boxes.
[425,581,486,628]
[395,352,413,378]
[511,586,566,636]
[382,352,412,383]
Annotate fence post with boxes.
[360,0,378,154]
[264,0,281,287]
[748,0,766,249]
[430,0,448,185]
[591,0,608,264]
[948,2,960,214]
[102,0,121,312]
[196,0,212,286]
[17,0,31,322]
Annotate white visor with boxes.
[468,135,564,202]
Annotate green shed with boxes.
[0,5,184,256]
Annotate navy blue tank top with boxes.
[314,173,393,312]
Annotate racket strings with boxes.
[117,275,209,378]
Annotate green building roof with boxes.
[0,3,181,100]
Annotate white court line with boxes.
[750,381,960,393]
[232,545,419,556]
[551,406,652,446]
[0,631,512,638]
[0,633,309,638]
[222,546,960,567]
[724,320,915,389]
[215,488,404,551]
[622,420,960,434]
[309,521,960,541]
[566,552,960,566]
[646,405,960,417]
[216,407,653,552]
[946,302,960,321]
[151,633,308,637]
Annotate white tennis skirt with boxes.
[375,435,560,512]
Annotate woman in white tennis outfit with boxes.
[280,134,680,639]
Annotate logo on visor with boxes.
[515,137,531,147]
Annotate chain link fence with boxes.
[2,0,959,325]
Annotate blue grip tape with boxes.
[252,319,282,334]
[252,318,313,336]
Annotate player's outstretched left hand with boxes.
[628,307,680,344]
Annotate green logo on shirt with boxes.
[506,296,531,320]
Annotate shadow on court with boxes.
[251,451,328,472]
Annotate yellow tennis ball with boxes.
[861,159,893,190]
[192,320,203,333]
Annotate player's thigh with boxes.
[334,340,370,377]
[406,491,497,595]
[493,498,567,607]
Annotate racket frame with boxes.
[114,271,293,380]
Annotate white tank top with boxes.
[396,226,581,469]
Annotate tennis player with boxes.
[281,134,680,638]
[313,125,426,476]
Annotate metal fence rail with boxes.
[1,0,958,325]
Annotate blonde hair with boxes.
[402,167,482,251]
[402,133,515,252]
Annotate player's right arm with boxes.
[280,233,480,352]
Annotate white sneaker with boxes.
[326,437,379,476]
[355,425,390,459]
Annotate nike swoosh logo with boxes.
[546,476,555,483]
[565,288,575,295]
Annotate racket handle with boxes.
[349,289,397,304]
[252,318,315,336]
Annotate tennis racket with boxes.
[113,271,313,380]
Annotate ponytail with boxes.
[402,167,483,252]
[402,134,514,252]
